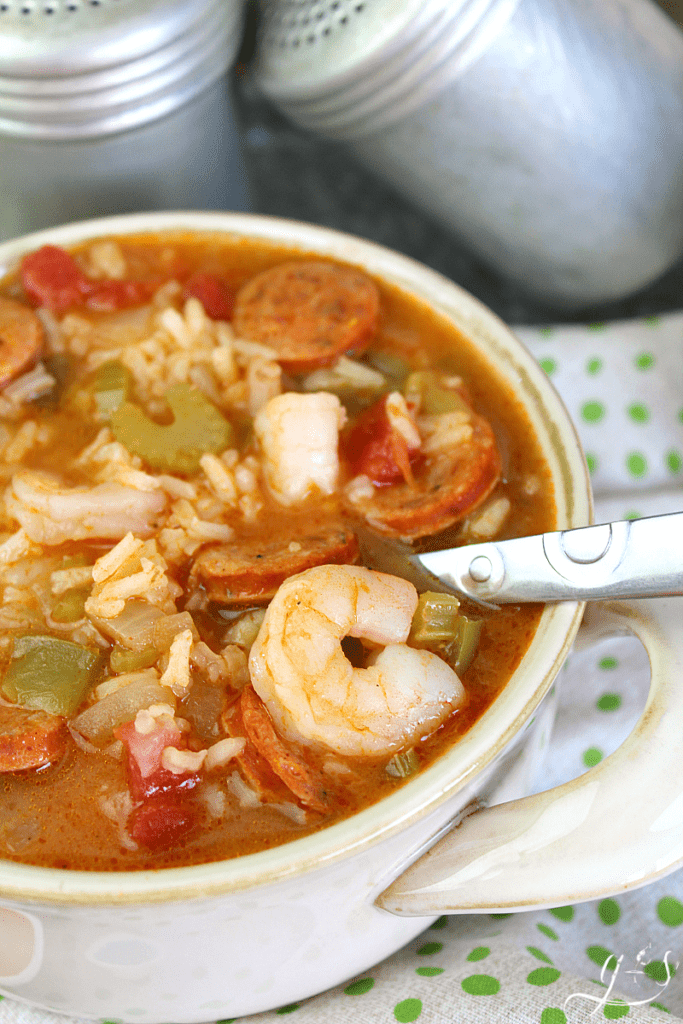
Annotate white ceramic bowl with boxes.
[0,212,680,1023]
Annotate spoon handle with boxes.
[413,511,683,604]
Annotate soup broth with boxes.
[0,232,554,870]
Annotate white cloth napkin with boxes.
[1,312,683,1024]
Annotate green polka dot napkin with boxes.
[514,313,683,494]
[2,313,683,1024]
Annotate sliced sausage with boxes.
[192,525,359,606]
[344,413,502,539]
[233,261,380,373]
[239,686,332,814]
[0,703,67,772]
[221,700,293,804]
[0,297,44,388]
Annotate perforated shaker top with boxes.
[256,0,433,98]
[0,0,244,137]
[0,0,226,74]
[255,0,513,139]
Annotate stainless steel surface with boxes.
[0,0,243,138]
[255,0,683,308]
[413,512,683,603]
[0,0,251,238]
[0,0,216,75]
[0,80,252,241]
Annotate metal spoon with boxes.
[408,511,683,605]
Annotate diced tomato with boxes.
[116,718,182,778]
[20,244,159,314]
[20,245,93,313]
[115,718,200,801]
[129,795,196,851]
[343,395,423,486]
[126,758,200,801]
[183,272,235,320]
[85,279,159,312]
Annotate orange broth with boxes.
[0,233,554,870]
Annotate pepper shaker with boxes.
[0,0,251,241]
[254,0,683,309]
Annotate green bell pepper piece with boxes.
[2,634,103,717]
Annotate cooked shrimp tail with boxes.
[249,564,466,758]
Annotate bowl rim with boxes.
[0,211,591,905]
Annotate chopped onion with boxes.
[88,600,164,650]
[71,678,175,746]
[152,611,199,650]
[67,723,99,755]
[385,749,420,778]
[88,602,199,654]
[95,668,159,701]
[223,609,265,650]
[226,770,261,808]
[271,802,308,826]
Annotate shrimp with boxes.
[0,297,44,388]
[249,564,466,757]
[254,391,346,506]
[5,470,167,545]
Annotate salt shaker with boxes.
[254,0,683,309]
[0,0,251,241]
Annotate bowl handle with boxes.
[376,598,683,915]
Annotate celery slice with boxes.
[110,645,159,674]
[94,360,132,417]
[409,592,461,645]
[408,591,482,675]
[2,634,103,717]
[365,350,410,384]
[404,370,470,415]
[51,587,89,623]
[111,383,234,474]
[445,616,484,675]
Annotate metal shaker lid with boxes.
[0,0,245,138]
[254,0,512,137]
[256,0,427,94]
